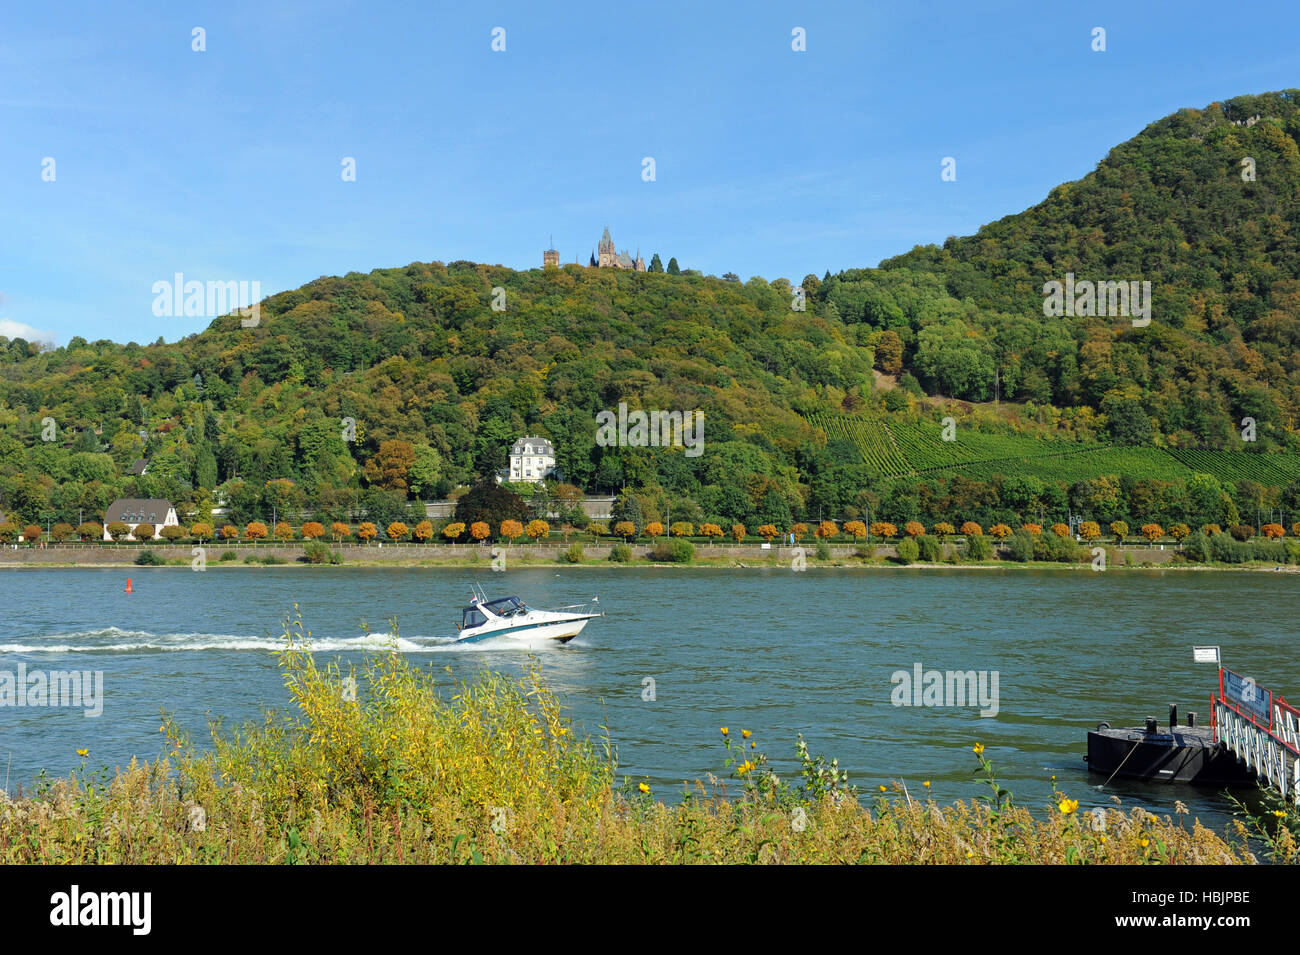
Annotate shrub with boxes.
[1034,533,1081,563]
[815,541,831,560]
[218,550,238,561]
[894,537,919,564]
[1262,523,1286,539]
[562,543,585,564]
[134,550,165,565]
[965,535,993,561]
[1182,531,1211,563]
[917,534,943,562]
[1007,529,1035,562]
[1286,540,1300,565]
[261,554,288,565]
[1228,524,1253,542]
[609,543,633,563]
[303,541,333,564]
[651,539,695,563]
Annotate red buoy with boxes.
[125,578,133,594]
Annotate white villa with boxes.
[506,436,556,483]
[103,498,179,540]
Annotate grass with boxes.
[0,608,1284,864]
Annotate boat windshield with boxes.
[483,596,527,617]
[461,608,486,630]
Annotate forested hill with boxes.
[4,91,1300,533]
[840,89,1300,446]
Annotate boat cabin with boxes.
[461,596,529,630]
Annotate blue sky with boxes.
[3,0,1298,345]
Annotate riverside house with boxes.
[103,498,179,541]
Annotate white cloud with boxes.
[0,318,58,346]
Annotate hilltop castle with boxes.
[544,227,645,271]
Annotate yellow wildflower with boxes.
[638,782,650,794]
[720,727,729,737]
[1058,798,1078,815]
[742,729,752,739]
[972,743,984,756]
[76,749,88,758]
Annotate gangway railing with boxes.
[1212,667,1300,805]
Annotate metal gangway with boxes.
[1212,667,1300,805]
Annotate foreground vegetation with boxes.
[0,611,1285,864]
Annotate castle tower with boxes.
[543,235,559,269]
[598,226,616,268]
[635,247,645,272]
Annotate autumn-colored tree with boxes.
[500,519,524,546]
[301,522,325,540]
[644,521,664,540]
[731,524,746,543]
[219,524,239,540]
[1292,522,1300,538]
[0,523,18,544]
[1262,523,1286,539]
[161,525,186,542]
[50,523,75,542]
[1202,524,1222,536]
[245,521,268,542]
[932,522,955,539]
[132,523,155,541]
[671,521,694,538]
[1109,521,1129,542]
[1019,523,1041,537]
[870,521,897,539]
[588,521,609,541]
[441,522,465,541]
[1050,523,1069,538]
[757,523,780,541]
[960,521,983,537]
[23,524,43,543]
[844,520,867,540]
[791,522,809,541]
[815,520,838,539]
[363,439,416,492]
[700,523,724,545]
[357,522,378,543]
[989,523,1012,539]
[274,521,294,542]
[1141,523,1164,542]
[613,520,637,541]
[470,521,491,543]
[331,522,352,542]
[387,521,409,541]
[77,522,104,541]
[904,521,925,538]
[1079,521,1101,542]
[413,520,434,543]
[526,519,549,543]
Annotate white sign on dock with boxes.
[1193,645,1221,664]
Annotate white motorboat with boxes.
[454,587,602,644]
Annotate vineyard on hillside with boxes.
[806,413,1300,486]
